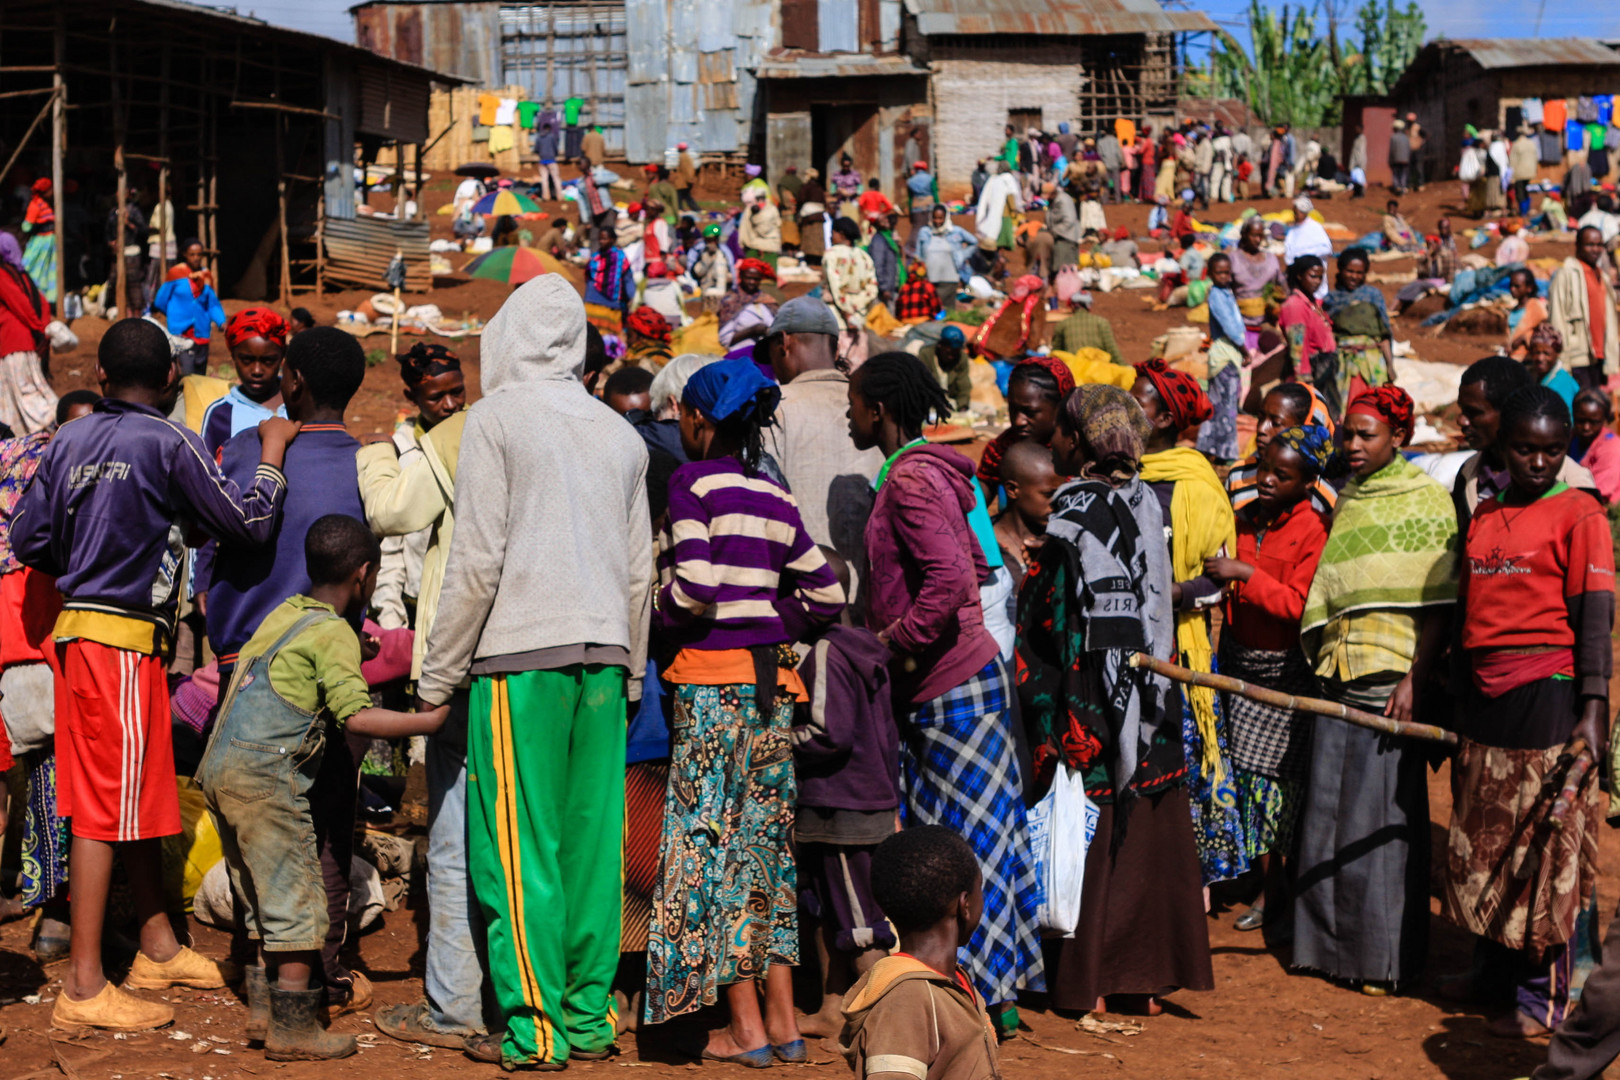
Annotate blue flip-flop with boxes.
[772,1041,808,1064]
[701,1044,776,1069]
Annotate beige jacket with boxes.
[358,410,464,682]
[840,956,1000,1080]
[1548,256,1620,374]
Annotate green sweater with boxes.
[233,596,372,724]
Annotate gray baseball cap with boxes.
[767,294,839,337]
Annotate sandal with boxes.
[464,1033,566,1072]
[772,1040,807,1063]
[1234,904,1267,932]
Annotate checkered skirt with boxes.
[902,658,1045,1005]
[1220,640,1318,783]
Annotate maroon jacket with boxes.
[863,444,999,704]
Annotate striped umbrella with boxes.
[471,189,542,216]
[462,246,554,285]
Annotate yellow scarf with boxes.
[1139,447,1237,781]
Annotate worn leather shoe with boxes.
[52,981,174,1032]
[124,945,230,990]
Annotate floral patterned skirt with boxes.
[644,685,797,1023]
[1180,652,1249,886]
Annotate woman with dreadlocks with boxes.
[847,351,1044,1036]
[644,358,845,1062]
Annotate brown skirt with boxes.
[800,216,825,257]
[1047,785,1214,1010]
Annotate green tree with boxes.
[1191,0,1426,125]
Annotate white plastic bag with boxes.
[1027,763,1099,937]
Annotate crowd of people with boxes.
[7,108,1620,1080]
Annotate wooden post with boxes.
[156,41,171,280]
[274,51,291,307]
[51,13,65,314]
[207,88,219,285]
[111,34,128,319]
[414,143,423,220]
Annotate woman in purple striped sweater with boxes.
[644,358,845,1065]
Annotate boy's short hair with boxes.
[603,365,654,400]
[583,324,610,383]
[285,327,365,411]
[55,389,101,426]
[288,307,316,330]
[305,514,381,585]
[872,826,980,933]
[99,318,174,390]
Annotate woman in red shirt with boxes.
[1277,256,1336,408]
[1204,423,1332,933]
[0,232,55,435]
[1443,385,1613,1039]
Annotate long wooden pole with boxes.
[0,91,58,204]
[111,33,127,320]
[1128,653,1459,746]
[51,14,65,314]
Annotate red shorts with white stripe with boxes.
[54,640,180,842]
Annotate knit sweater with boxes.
[656,456,844,649]
[416,275,652,706]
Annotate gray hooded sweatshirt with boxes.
[417,274,652,706]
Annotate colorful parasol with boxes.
[472,189,542,216]
[462,246,557,285]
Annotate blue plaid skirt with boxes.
[901,657,1045,1005]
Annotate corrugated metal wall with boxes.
[354,3,504,84]
[624,0,767,163]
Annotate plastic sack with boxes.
[160,778,223,913]
[1027,763,1099,937]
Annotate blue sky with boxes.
[225,0,1620,50]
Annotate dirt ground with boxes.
[2,178,1606,1080]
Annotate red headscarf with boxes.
[226,307,289,351]
[31,178,51,196]
[1135,358,1213,430]
[736,257,776,283]
[1112,226,1131,242]
[625,305,672,344]
[1013,355,1076,399]
[1345,385,1415,444]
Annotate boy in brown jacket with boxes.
[839,827,1001,1080]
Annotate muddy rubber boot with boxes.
[243,967,270,1043]
[265,987,357,1062]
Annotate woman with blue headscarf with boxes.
[644,359,846,1061]
[1203,423,1333,933]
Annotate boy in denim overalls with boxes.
[198,514,447,1061]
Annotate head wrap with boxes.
[682,357,780,424]
[940,325,965,347]
[626,305,672,343]
[1008,274,1045,302]
[702,223,723,239]
[1063,383,1149,483]
[677,142,688,151]
[1112,226,1130,241]
[226,307,289,351]
[1135,357,1213,430]
[1059,122,1071,134]
[1529,322,1564,354]
[645,260,670,279]
[398,342,462,385]
[736,257,776,283]
[1270,423,1334,475]
[1293,196,1314,215]
[805,167,820,180]
[1501,217,1523,235]
[30,178,50,196]
[1013,355,1076,399]
[1345,385,1415,444]
[0,233,22,271]
[744,163,762,177]
[1180,188,1195,203]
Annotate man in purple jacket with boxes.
[13,318,299,1032]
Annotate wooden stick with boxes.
[1128,652,1459,747]
[1549,737,1595,829]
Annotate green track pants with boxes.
[468,665,627,1067]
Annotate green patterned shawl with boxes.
[1300,454,1459,634]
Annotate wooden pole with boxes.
[1128,653,1459,746]
[1548,738,1596,829]
[274,51,291,307]
[156,41,171,282]
[51,13,65,314]
[0,91,58,204]
[111,33,128,320]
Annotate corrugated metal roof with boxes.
[902,0,1216,37]
[1447,37,1620,69]
[755,53,930,79]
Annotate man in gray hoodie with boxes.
[416,274,652,1070]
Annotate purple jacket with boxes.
[791,624,899,811]
[12,399,286,639]
[863,444,998,704]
